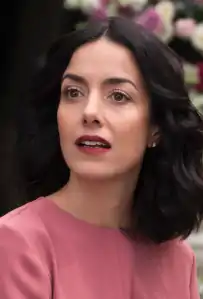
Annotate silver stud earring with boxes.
[151,142,156,148]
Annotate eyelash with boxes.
[62,86,132,103]
[62,86,84,98]
[108,89,132,102]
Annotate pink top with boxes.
[0,197,200,299]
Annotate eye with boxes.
[62,86,84,99]
[109,89,131,103]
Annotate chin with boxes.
[74,169,116,181]
[69,162,119,181]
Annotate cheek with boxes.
[115,110,150,153]
[57,105,74,142]
[57,106,66,137]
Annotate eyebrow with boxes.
[62,73,138,91]
[62,73,87,85]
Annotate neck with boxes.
[53,170,140,229]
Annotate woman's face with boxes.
[58,37,155,179]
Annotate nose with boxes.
[82,91,103,127]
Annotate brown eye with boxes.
[110,90,131,103]
[63,87,83,99]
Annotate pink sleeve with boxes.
[190,254,200,299]
[0,225,51,298]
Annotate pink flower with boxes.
[135,8,173,42]
[101,0,110,5]
[91,0,108,20]
[136,8,163,33]
[91,7,108,20]
[175,19,196,39]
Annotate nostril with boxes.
[83,118,100,125]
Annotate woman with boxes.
[0,17,203,298]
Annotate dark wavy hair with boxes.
[18,17,203,243]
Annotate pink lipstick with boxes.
[75,135,111,154]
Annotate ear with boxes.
[148,126,160,149]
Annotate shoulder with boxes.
[166,239,199,297]
[0,198,50,231]
[0,200,52,297]
[155,238,196,276]
[166,238,195,261]
[140,237,194,261]
[0,199,53,267]
[155,238,195,263]
[139,238,196,274]
[0,199,46,238]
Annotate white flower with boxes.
[107,2,118,17]
[159,23,173,43]
[152,0,174,42]
[191,23,203,53]
[183,63,199,85]
[64,0,80,9]
[154,0,175,24]
[64,0,101,12]
[118,0,148,11]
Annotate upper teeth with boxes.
[81,141,106,146]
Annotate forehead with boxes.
[64,37,142,83]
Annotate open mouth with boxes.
[75,135,111,152]
[78,140,111,149]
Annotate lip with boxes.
[75,135,111,146]
[75,135,111,155]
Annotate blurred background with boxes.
[1,0,203,295]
